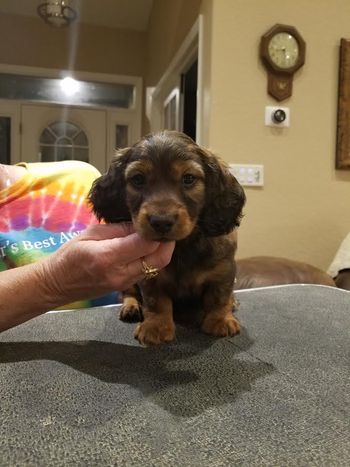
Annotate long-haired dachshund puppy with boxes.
[89,131,246,345]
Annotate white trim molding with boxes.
[148,16,205,144]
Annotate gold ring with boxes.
[141,260,159,280]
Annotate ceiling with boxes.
[0,0,154,31]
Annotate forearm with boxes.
[0,224,175,333]
[0,261,63,332]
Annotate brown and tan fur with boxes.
[89,131,246,345]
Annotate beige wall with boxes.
[1,2,349,271]
[0,13,146,76]
[142,0,201,133]
[200,0,350,270]
[145,0,202,86]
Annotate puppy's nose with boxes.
[148,214,177,234]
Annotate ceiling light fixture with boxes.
[37,1,77,28]
[60,77,80,96]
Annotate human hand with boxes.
[40,223,175,306]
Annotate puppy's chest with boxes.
[167,259,209,296]
[159,240,232,298]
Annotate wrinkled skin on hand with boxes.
[42,223,175,304]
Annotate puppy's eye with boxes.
[182,173,196,187]
[130,173,146,188]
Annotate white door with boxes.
[21,104,107,173]
[106,109,139,165]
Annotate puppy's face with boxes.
[89,131,246,240]
[124,147,206,241]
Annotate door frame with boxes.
[0,64,142,166]
[20,102,109,173]
[147,15,204,144]
[0,99,21,164]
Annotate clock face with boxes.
[268,32,299,69]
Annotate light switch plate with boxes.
[229,164,264,187]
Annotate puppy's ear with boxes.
[88,148,131,223]
[197,149,246,236]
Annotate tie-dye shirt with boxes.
[0,160,119,309]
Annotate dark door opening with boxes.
[181,59,198,141]
[0,117,11,164]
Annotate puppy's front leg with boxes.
[201,286,240,337]
[119,285,143,322]
[134,295,175,346]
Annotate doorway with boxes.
[181,59,198,141]
[21,104,107,173]
[149,17,203,143]
[0,117,11,164]
[0,67,142,172]
[0,99,139,173]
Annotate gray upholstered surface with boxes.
[0,285,349,466]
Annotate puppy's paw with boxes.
[119,303,143,322]
[134,319,176,346]
[201,315,241,337]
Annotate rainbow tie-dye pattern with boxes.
[0,161,119,309]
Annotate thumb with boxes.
[79,222,135,241]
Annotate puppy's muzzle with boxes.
[148,214,177,235]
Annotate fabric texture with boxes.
[0,285,349,465]
[0,161,118,308]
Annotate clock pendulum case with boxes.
[260,24,306,101]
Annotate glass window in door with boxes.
[39,121,89,162]
[115,124,128,149]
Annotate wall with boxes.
[202,0,350,270]
[0,13,146,76]
[143,0,201,133]
[145,0,202,86]
[1,2,349,271]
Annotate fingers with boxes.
[126,241,175,280]
[80,222,135,240]
[110,233,161,263]
[146,241,175,270]
[78,224,174,273]
[73,224,176,292]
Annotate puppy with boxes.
[89,131,246,345]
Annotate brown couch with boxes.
[334,269,350,290]
[235,256,337,290]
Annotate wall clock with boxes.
[260,24,306,101]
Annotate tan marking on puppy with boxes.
[171,159,204,179]
[201,295,241,337]
[134,295,175,345]
[172,159,205,201]
[119,294,142,322]
[193,261,233,290]
[131,159,205,241]
[134,202,195,241]
[125,160,153,180]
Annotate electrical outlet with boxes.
[229,164,264,187]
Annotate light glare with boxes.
[60,77,80,96]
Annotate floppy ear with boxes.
[88,148,131,223]
[197,149,246,236]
